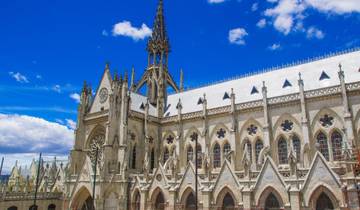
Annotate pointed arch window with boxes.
[244,140,252,162]
[223,142,231,155]
[196,144,202,169]
[317,132,329,161]
[255,139,263,163]
[213,143,221,168]
[223,92,230,100]
[150,148,155,171]
[292,135,301,161]
[131,145,137,169]
[278,137,288,164]
[187,146,194,163]
[331,131,343,161]
[163,147,169,164]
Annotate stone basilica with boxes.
[7,0,359,210]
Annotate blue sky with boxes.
[0,0,359,173]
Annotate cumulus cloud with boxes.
[112,21,152,41]
[70,93,81,103]
[208,0,226,3]
[65,119,77,130]
[251,3,259,11]
[8,72,29,83]
[306,26,325,39]
[52,84,61,93]
[268,43,282,50]
[0,114,74,154]
[257,19,267,28]
[306,0,360,14]
[228,28,248,45]
[264,0,360,35]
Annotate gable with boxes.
[302,152,343,206]
[213,161,240,200]
[178,163,200,199]
[149,165,168,195]
[89,68,113,113]
[254,157,288,205]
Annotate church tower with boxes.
[135,0,180,116]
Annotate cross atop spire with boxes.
[147,0,170,54]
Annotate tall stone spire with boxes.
[147,0,170,56]
[135,0,180,117]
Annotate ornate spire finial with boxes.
[147,0,170,54]
[180,69,184,92]
[105,62,110,70]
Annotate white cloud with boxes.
[306,26,325,39]
[0,114,74,155]
[228,28,248,45]
[70,93,81,103]
[208,0,226,3]
[268,43,282,50]
[52,84,61,93]
[112,21,152,41]
[251,3,259,11]
[8,72,29,83]
[264,0,360,35]
[102,30,109,36]
[36,74,42,79]
[66,119,77,130]
[257,19,267,28]
[305,0,360,14]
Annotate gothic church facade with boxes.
[66,0,360,209]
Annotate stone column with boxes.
[298,73,311,167]
[167,189,176,210]
[140,190,147,210]
[242,187,252,210]
[338,64,355,147]
[202,190,212,210]
[289,188,301,210]
[262,82,271,149]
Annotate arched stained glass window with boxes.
[331,131,343,161]
[255,139,263,163]
[244,139,252,162]
[150,148,155,171]
[278,137,288,164]
[213,143,221,168]
[163,147,169,164]
[187,146,193,163]
[131,145,137,169]
[196,144,202,169]
[292,135,301,161]
[223,142,231,154]
[317,132,329,161]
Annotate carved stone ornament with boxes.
[281,120,293,132]
[99,88,108,104]
[190,132,198,142]
[88,134,105,167]
[247,124,258,135]
[166,135,174,144]
[216,128,226,139]
[319,114,334,127]
[156,174,162,182]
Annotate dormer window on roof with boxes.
[282,79,292,88]
[251,86,259,95]
[197,97,203,105]
[319,71,330,80]
[223,92,230,100]
[139,103,145,110]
